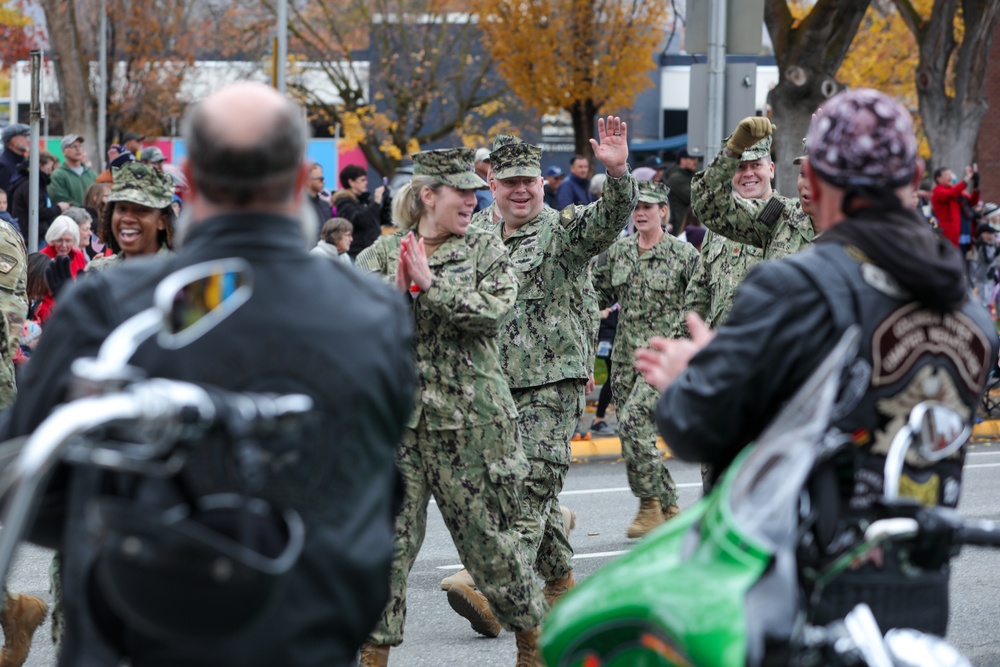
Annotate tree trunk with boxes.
[39,0,99,168]
[895,0,1000,176]
[567,98,598,168]
[764,0,873,196]
[767,74,831,197]
[921,103,983,176]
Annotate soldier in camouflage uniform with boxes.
[679,231,763,332]
[470,134,524,230]
[0,216,47,667]
[674,134,785,338]
[471,117,637,615]
[692,118,814,262]
[592,180,699,537]
[86,162,176,273]
[355,148,547,667]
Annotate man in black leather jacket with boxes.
[637,89,999,635]
[4,81,415,667]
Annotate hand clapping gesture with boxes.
[395,232,433,294]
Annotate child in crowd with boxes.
[0,189,17,235]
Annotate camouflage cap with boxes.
[491,142,542,180]
[740,135,772,162]
[412,148,488,190]
[636,179,671,204]
[109,162,176,209]
[792,138,808,166]
[140,145,166,163]
[491,134,522,153]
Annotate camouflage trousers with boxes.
[511,379,584,583]
[611,366,678,508]
[368,418,546,646]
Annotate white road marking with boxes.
[559,482,701,496]
[437,550,629,570]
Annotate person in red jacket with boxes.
[931,165,979,247]
[40,215,88,277]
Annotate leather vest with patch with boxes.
[787,242,997,516]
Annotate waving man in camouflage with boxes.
[692,117,814,263]
[450,118,637,626]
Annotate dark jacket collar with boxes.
[181,211,311,258]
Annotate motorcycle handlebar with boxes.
[955,519,1000,547]
[0,378,314,586]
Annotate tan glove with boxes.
[726,116,776,156]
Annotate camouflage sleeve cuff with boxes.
[601,168,639,213]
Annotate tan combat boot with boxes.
[663,502,681,521]
[358,643,390,667]
[543,573,576,607]
[515,626,544,667]
[560,505,576,539]
[626,498,665,539]
[447,582,502,638]
[0,592,48,667]
[439,567,476,591]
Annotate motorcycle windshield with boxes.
[726,327,859,549]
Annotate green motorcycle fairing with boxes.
[541,328,861,667]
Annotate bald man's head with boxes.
[182,81,309,207]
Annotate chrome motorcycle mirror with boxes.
[69,259,253,397]
[883,401,969,502]
[155,258,253,349]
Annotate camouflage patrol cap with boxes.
[491,142,542,180]
[491,134,522,153]
[740,135,772,162]
[792,138,808,166]
[412,148,488,190]
[636,179,671,204]
[109,162,176,209]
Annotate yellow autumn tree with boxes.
[472,0,670,162]
[890,0,999,175]
[764,0,874,196]
[837,2,928,156]
[836,0,998,172]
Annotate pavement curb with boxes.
[973,419,1000,439]
[570,436,673,462]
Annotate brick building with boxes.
[977,35,1000,203]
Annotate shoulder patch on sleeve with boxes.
[0,253,18,274]
[559,206,576,224]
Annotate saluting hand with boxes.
[591,116,629,179]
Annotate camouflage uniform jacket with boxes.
[676,229,763,334]
[85,245,173,273]
[692,152,814,260]
[482,171,638,389]
[470,201,497,229]
[356,227,520,430]
[0,220,26,408]
[593,233,700,366]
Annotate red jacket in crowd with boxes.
[932,180,979,248]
